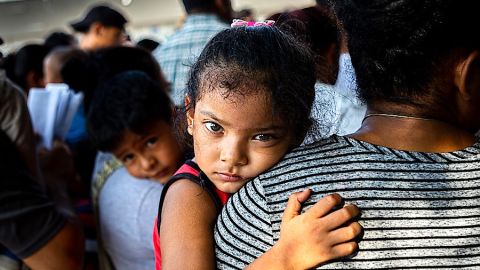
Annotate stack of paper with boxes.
[27,83,83,149]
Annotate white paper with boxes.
[27,83,84,149]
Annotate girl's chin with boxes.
[216,180,249,194]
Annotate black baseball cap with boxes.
[70,5,127,33]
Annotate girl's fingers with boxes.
[320,204,360,231]
[327,222,363,245]
[295,189,312,203]
[329,241,359,259]
[304,193,344,219]
[282,190,311,223]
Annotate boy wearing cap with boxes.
[71,5,127,51]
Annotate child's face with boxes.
[112,121,183,184]
[187,90,294,193]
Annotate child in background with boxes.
[87,70,184,184]
[87,71,184,270]
[156,25,362,270]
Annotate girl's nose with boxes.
[220,138,247,166]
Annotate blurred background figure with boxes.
[70,5,127,51]
[92,46,169,99]
[44,31,78,50]
[233,8,254,21]
[1,43,84,270]
[0,131,84,270]
[43,47,85,85]
[272,0,366,143]
[153,0,232,105]
[136,38,160,53]
[3,44,49,95]
[0,50,38,181]
[0,36,4,65]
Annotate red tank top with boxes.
[153,160,230,270]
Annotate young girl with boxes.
[155,24,361,269]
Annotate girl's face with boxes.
[112,121,183,184]
[187,90,294,193]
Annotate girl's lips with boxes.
[217,172,244,182]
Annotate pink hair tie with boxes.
[231,19,275,28]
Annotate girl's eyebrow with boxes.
[199,110,227,124]
[199,110,285,132]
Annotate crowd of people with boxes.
[1,0,480,269]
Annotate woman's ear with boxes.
[185,95,194,135]
[455,50,480,101]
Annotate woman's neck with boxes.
[349,108,476,153]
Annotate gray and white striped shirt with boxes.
[215,135,480,269]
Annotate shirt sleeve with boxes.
[214,178,274,270]
[0,74,38,176]
[0,133,66,258]
[138,183,164,248]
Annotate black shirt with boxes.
[0,131,65,258]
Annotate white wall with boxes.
[0,0,314,54]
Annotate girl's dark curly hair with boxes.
[183,26,316,147]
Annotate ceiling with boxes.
[0,0,315,52]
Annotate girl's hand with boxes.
[274,190,362,270]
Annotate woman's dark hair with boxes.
[335,0,480,109]
[185,26,316,146]
[11,44,49,92]
[87,71,173,152]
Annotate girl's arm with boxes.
[246,190,362,270]
[160,179,218,270]
[162,183,361,270]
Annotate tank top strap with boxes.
[156,160,224,232]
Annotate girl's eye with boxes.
[205,122,223,133]
[146,137,158,147]
[253,134,274,142]
[122,154,134,163]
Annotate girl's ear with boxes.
[184,94,191,108]
[455,50,480,101]
[185,95,194,135]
